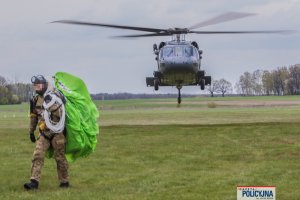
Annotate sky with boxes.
[0,0,299,94]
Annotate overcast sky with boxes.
[0,0,299,94]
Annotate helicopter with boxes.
[52,12,291,104]
[149,35,208,104]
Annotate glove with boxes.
[30,133,36,143]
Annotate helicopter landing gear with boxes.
[154,78,159,91]
[204,76,211,85]
[176,86,182,104]
[200,79,205,90]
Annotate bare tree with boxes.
[262,70,273,95]
[236,72,253,95]
[216,79,232,97]
[287,64,300,95]
[272,67,288,96]
[0,75,7,87]
[251,70,263,95]
[206,80,219,97]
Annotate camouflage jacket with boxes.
[29,90,64,136]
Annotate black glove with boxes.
[30,133,36,143]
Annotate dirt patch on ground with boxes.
[148,100,300,107]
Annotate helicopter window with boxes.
[184,47,194,57]
[161,46,195,57]
[193,47,199,59]
[162,47,174,57]
[174,46,183,57]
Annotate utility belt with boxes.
[40,131,54,141]
[39,121,62,141]
[40,130,64,140]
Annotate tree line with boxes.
[1,63,300,105]
[0,75,33,105]
[235,64,300,96]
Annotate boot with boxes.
[59,182,69,188]
[24,179,39,190]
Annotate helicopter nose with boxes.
[170,59,194,67]
[163,60,196,73]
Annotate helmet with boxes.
[31,75,48,95]
[31,75,47,84]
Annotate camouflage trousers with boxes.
[30,133,69,183]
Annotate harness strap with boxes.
[40,131,52,141]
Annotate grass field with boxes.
[0,96,300,199]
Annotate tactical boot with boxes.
[59,182,69,188]
[24,179,39,190]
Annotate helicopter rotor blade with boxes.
[188,12,255,30]
[52,17,295,38]
[189,30,295,34]
[52,20,167,33]
[111,32,172,38]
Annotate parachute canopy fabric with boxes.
[54,72,99,162]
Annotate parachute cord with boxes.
[43,94,65,133]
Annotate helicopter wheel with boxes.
[177,86,182,104]
[154,79,159,91]
[178,93,181,104]
[200,79,205,90]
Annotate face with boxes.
[33,83,44,92]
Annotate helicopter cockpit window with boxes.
[161,47,174,57]
[162,46,195,58]
[174,46,183,57]
[184,46,194,57]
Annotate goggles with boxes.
[31,75,47,84]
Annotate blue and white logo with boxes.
[237,186,276,200]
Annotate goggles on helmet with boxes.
[31,75,47,84]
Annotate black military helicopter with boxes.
[52,12,290,104]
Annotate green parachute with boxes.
[53,72,100,162]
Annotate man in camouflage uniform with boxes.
[24,75,69,190]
